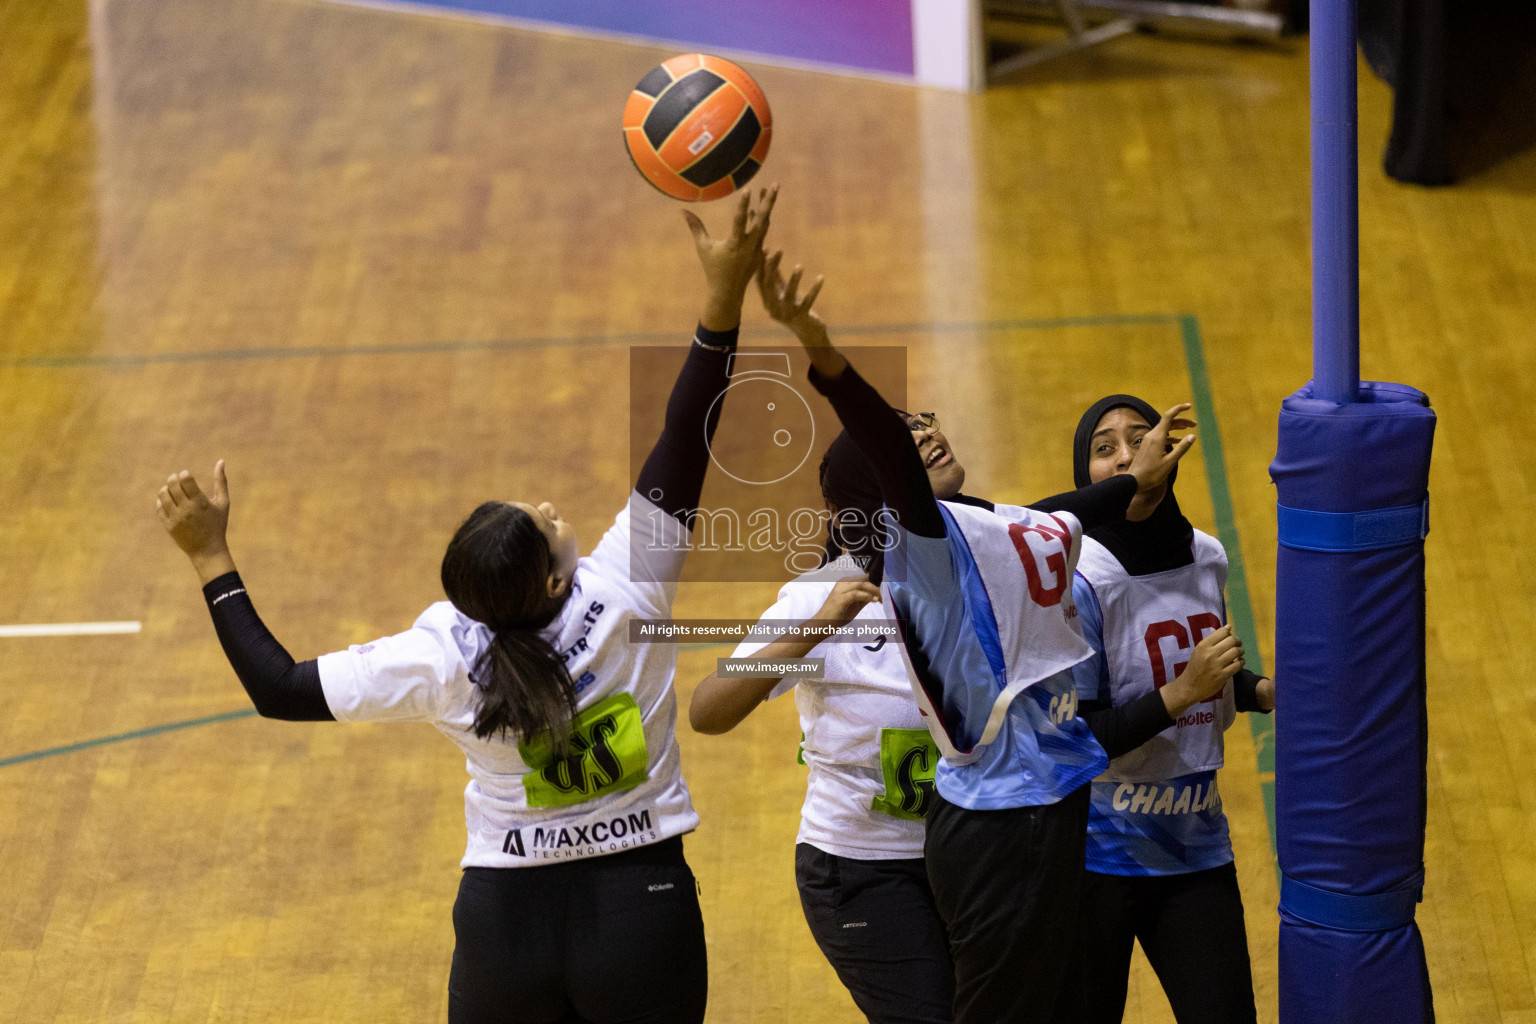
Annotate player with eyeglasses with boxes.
[689,405,988,1024]
[751,242,1201,1024]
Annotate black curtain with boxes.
[1358,0,1536,185]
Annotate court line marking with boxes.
[0,310,1278,872]
[0,709,259,769]
[1180,314,1278,860]
[0,621,142,638]
[0,314,1182,370]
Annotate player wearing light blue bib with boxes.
[1052,395,1276,1024]
[755,250,1197,1024]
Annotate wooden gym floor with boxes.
[2,0,1534,1020]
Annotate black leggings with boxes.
[448,837,707,1024]
[1051,861,1257,1024]
[924,786,1091,1024]
[795,844,954,1024]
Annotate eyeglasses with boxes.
[900,411,939,432]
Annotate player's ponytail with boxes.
[441,502,577,756]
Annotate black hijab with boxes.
[818,428,992,585]
[1072,394,1195,576]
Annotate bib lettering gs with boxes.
[870,728,939,821]
[520,692,650,808]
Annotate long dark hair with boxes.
[440,502,576,754]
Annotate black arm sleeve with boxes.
[808,362,945,538]
[1028,475,1139,533]
[634,324,738,524]
[1233,668,1271,714]
[1081,691,1176,760]
[202,572,334,722]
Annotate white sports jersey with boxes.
[318,493,699,868]
[1074,531,1236,782]
[733,556,934,860]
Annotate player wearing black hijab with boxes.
[1052,394,1274,1024]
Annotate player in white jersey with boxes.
[154,186,778,1024]
[688,422,985,1024]
[755,248,1197,1024]
[1050,394,1274,1024]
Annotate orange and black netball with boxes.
[622,54,772,202]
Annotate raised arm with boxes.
[635,185,778,525]
[157,463,333,721]
[757,251,945,539]
[1030,405,1198,532]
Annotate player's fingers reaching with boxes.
[761,250,787,295]
[179,471,207,506]
[682,209,709,250]
[729,188,750,241]
[165,472,191,506]
[760,249,782,288]
[798,275,824,315]
[746,183,778,242]
[211,460,230,511]
[757,183,780,231]
[1157,402,1193,429]
[784,264,803,307]
[757,251,788,319]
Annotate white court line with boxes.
[0,622,142,638]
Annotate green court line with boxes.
[0,709,259,769]
[0,314,1182,370]
[1179,315,1277,858]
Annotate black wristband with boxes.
[693,323,739,351]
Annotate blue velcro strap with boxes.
[1277,498,1429,552]
[1279,871,1422,932]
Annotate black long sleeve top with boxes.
[635,323,739,524]
[806,362,1140,537]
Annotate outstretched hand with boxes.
[157,461,237,584]
[758,250,825,339]
[685,183,778,331]
[1126,403,1197,505]
[757,249,845,379]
